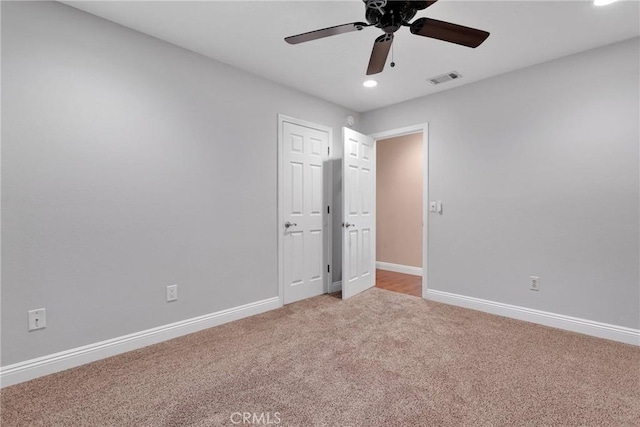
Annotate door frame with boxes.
[277,114,333,306]
[369,123,429,298]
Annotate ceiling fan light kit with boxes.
[285,0,490,76]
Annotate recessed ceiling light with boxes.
[594,0,618,6]
[363,80,378,88]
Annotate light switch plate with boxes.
[166,284,178,302]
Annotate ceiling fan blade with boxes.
[366,34,393,75]
[285,22,370,45]
[410,17,489,48]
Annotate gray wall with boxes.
[361,38,640,329]
[1,1,357,365]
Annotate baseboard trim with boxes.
[376,261,422,276]
[426,289,639,346]
[0,296,281,388]
[330,281,342,293]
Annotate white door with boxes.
[280,118,330,304]
[342,127,376,299]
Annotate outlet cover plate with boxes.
[28,308,46,331]
[530,276,540,291]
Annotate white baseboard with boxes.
[5,289,635,389]
[376,261,423,276]
[330,281,342,293]
[426,289,639,346]
[0,296,281,388]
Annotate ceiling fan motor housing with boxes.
[364,0,432,33]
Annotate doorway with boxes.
[370,125,429,298]
[375,132,423,297]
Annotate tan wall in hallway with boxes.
[376,133,423,267]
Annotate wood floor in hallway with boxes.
[375,269,422,297]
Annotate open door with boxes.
[342,127,376,299]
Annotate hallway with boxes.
[375,269,422,297]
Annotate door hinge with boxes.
[327,205,330,214]
[327,265,330,273]
[327,146,330,156]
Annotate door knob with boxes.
[285,221,298,229]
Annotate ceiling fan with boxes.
[285,0,490,76]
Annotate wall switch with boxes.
[530,276,540,291]
[166,284,178,302]
[429,201,437,212]
[28,308,46,331]
[436,201,443,214]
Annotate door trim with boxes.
[369,123,429,299]
[277,114,333,306]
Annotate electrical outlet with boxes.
[166,284,178,302]
[28,308,46,331]
[530,276,540,291]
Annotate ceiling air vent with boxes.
[428,71,462,85]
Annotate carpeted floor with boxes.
[1,288,639,426]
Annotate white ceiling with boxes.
[62,1,639,113]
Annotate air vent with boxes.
[428,71,462,85]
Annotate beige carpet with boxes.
[2,288,639,426]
